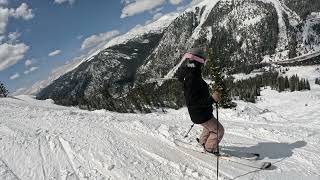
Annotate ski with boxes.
[174,139,272,170]
[174,139,259,160]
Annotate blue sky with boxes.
[0,0,195,94]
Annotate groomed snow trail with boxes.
[1,66,320,180]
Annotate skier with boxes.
[176,48,224,153]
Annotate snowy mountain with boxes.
[37,0,320,112]
[1,65,320,179]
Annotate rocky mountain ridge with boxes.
[37,0,320,112]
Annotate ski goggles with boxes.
[182,52,206,64]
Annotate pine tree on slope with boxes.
[0,81,9,98]
[206,48,235,108]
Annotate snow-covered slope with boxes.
[1,66,320,180]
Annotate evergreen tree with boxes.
[277,76,285,92]
[295,76,300,91]
[284,76,290,90]
[289,75,295,92]
[316,78,320,85]
[306,79,311,90]
[0,81,9,97]
[206,48,235,108]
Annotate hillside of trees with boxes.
[225,72,311,103]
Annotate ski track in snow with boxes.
[1,66,320,179]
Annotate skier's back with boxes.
[175,48,224,153]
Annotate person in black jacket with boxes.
[175,48,224,153]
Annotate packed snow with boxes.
[1,66,320,180]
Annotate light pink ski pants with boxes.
[199,117,224,152]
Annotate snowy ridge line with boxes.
[274,50,320,64]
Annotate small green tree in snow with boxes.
[0,81,9,97]
[206,48,235,108]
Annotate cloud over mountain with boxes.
[121,0,166,18]
[81,30,120,50]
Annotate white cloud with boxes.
[25,59,32,66]
[48,50,61,57]
[0,3,32,72]
[151,7,163,14]
[176,0,204,12]
[24,66,39,74]
[0,3,34,34]
[81,30,120,50]
[10,73,20,80]
[121,0,132,4]
[121,0,165,18]
[8,31,21,43]
[9,3,34,20]
[0,35,4,43]
[176,6,186,12]
[0,8,10,34]
[169,0,184,5]
[0,0,8,6]
[190,0,205,6]
[0,43,29,71]
[144,12,163,25]
[153,12,163,20]
[54,0,75,5]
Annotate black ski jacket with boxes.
[176,61,215,124]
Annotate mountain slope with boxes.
[37,33,164,112]
[37,0,320,112]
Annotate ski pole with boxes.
[216,102,219,180]
[184,124,195,138]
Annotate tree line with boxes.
[224,72,311,103]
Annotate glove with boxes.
[212,91,221,103]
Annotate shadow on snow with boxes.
[223,140,307,159]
